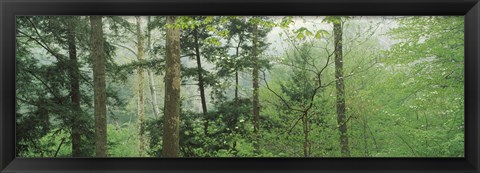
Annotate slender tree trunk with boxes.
[146,16,160,118]
[193,28,209,136]
[147,70,160,117]
[232,39,242,155]
[135,16,146,157]
[333,19,350,157]
[235,70,239,102]
[301,55,310,157]
[362,116,369,156]
[234,38,242,104]
[66,18,82,157]
[252,22,260,153]
[302,112,309,157]
[162,16,181,157]
[90,16,107,157]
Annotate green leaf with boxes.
[296,32,305,40]
[305,30,313,36]
[280,16,293,28]
[315,30,329,39]
[204,16,214,24]
[295,27,308,33]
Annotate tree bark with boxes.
[162,16,181,157]
[252,22,260,153]
[234,37,242,104]
[235,70,239,102]
[333,19,350,157]
[147,70,160,117]
[146,16,160,119]
[66,18,83,157]
[90,16,107,157]
[135,16,146,157]
[362,116,369,156]
[302,112,309,157]
[193,28,209,136]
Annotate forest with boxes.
[15,16,464,157]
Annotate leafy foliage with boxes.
[16,16,464,157]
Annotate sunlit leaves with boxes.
[293,27,328,40]
[204,37,221,46]
[322,16,351,24]
[280,16,294,28]
[248,17,276,28]
[315,30,329,39]
[296,32,305,40]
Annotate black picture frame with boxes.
[1,0,479,173]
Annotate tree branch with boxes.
[261,70,303,112]
[54,137,66,157]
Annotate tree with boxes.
[262,16,359,157]
[264,43,333,157]
[219,17,254,103]
[135,16,147,156]
[162,16,181,157]
[378,16,464,157]
[179,16,228,136]
[146,16,161,119]
[193,25,210,136]
[251,20,260,153]
[65,17,83,157]
[16,16,95,157]
[332,17,350,157]
[90,16,108,157]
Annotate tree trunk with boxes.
[135,16,146,157]
[362,116,369,156]
[90,16,107,157]
[66,18,82,157]
[333,19,350,157]
[193,28,209,136]
[302,112,309,157]
[146,16,160,119]
[234,38,242,104]
[252,22,260,153]
[147,70,160,117]
[235,70,239,102]
[162,16,181,157]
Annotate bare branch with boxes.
[24,69,62,100]
[111,43,138,57]
[261,70,303,112]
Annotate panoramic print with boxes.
[15,16,464,157]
